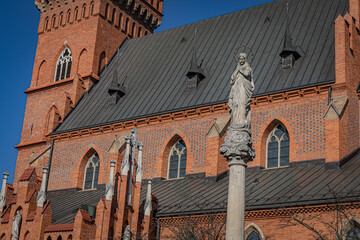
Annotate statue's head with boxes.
[239,53,247,65]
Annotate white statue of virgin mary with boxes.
[228,53,255,127]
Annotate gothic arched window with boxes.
[90,2,94,16]
[118,13,123,28]
[105,3,110,19]
[83,153,100,190]
[59,12,64,26]
[82,4,87,18]
[54,48,72,82]
[44,17,49,31]
[346,226,360,240]
[52,15,56,28]
[111,8,116,23]
[74,7,79,21]
[67,10,71,23]
[266,124,290,168]
[125,18,129,33]
[131,22,136,36]
[167,139,187,179]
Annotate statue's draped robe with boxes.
[11,212,22,240]
[228,62,254,126]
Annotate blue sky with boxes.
[0,0,274,183]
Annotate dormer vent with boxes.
[108,71,126,105]
[186,50,205,89]
[186,28,205,89]
[280,3,301,69]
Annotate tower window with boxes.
[90,2,94,16]
[67,10,71,23]
[125,18,129,33]
[52,15,56,28]
[83,153,100,190]
[105,3,109,19]
[54,48,72,82]
[167,139,187,179]
[266,124,290,168]
[131,22,136,36]
[138,27,142,37]
[59,12,64,26]
[111,8,116,23]
[118,13,122,28]
[82,4,87,18]
[44,17,49,31]
[74,7,79,21]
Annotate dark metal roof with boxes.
[47,152,360,223]
[54,0,348,134]
[47,185,105,224]
[140,152,360,217]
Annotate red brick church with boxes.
[1,0,360,239]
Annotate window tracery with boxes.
[54,48,72,82]
[346,225,360,240]
[266,123,290,168]
[83,153,100,190]
[167,139,187,179]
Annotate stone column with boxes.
[37,167,49,207]
[144,178,152,216]
[220,125,255,240]
[0,172,9,211]
[105,160,116,200]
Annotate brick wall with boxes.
[46,90,335,190]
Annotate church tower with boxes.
[14,0,163,184]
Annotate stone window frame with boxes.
[83,153,100,190]
[245,223,265,240]
[340,216,360,240]
[54,47,72,82]
[167,139,187,179]
[266,123,290,169]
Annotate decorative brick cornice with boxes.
[251,83,346,106]
[50,103,229,141]
[15,139,47,149]
[49,83,343,141]
[158,202,360,224]
[25,73,99,94]
[25,78,73,94]
[44,223,74,232]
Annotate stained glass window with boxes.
[54,48,72,82]
[168,139,187,179]
[83,153,100,190]
[246,231,260,240]
[346,226,360,240]
[267,124,290,168]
